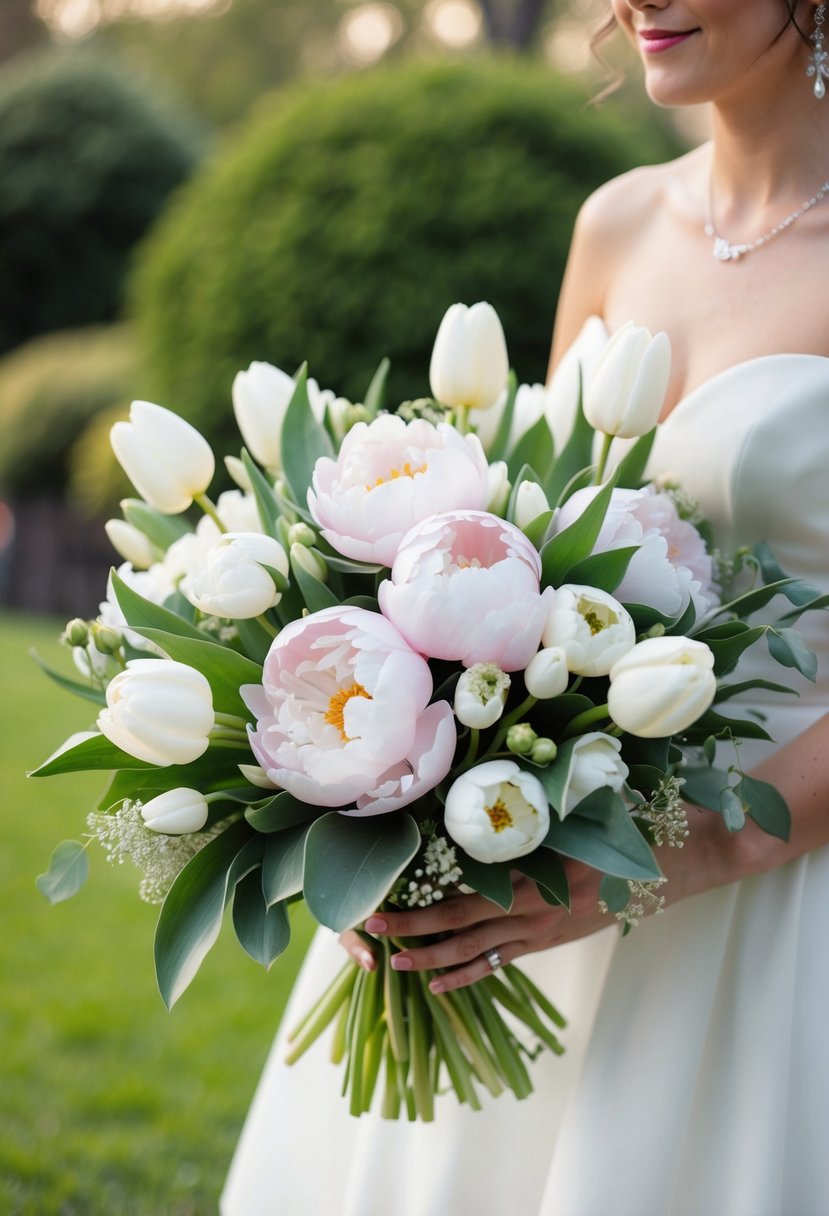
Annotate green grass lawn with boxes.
[0,612,315,1215]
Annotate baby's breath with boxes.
[639,774,689,848]
[394,827,463,908]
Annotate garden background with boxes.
[0,2,701,1210]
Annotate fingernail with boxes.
[359,951,375,971]
[391,955,412,971]
[429,979,445,994]
[364,916,387,933]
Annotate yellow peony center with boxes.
[324,682,372,741]
[367,460,428,490]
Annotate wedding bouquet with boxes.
[32,304,826,1121]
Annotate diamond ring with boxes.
[484,947,502,972]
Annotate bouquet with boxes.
[32,303,826,1121]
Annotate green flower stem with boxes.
[407,975,434,1122]
[213,712,249,731]
[383,938,409,1064]
[560,703,611,741]
[454,405,470,435]
[193,492,227,533]
[360,1021,386,1114]
[454,727,480,777]
[207,739,254,751]
[505,964,568,1029]
[487,975,564,1056]
[437,989,503,1097]
[594,432,613,485]
[329,994,350,1065]
[490,694,538,754]
[209,726,249,742]
[381,1038,402,1120]
[284,961,357,1064]
[469,981,533,1100]
[421,974,481,1109]
[256,614,279,639]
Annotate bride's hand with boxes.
[338,860,607,992]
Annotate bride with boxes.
[222,3,829,1213]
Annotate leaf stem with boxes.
[193,492,227,533]
[560,703,611,740]
[594,432,613,485]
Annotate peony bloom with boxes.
[541,585,636,677]
[429,301,509,413]
[554,485,717,619]
[557,732,629,818]
[379,510,553,672]
[110,400,215,515]
[583,321,671,439]
[97,659,214,766]
[523,645,569,700]
[308,414,489,567]
[608,635,717,738]
[141,788,209,834]
[343,702,457,816]
[242,605,455,808]
[181,531,289,620]
[444,759,549,863]
[453,663,511,729]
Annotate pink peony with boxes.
[241,605,455,808]
[554,485,717,618]
[343,701,458,817]
[307,414,489,567]
[378,510,553,671]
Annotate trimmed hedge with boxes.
[0,50,204,355]
[131,58,681,445]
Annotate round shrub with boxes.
[0,50,204,355]
[131,58,680,446]
[0,325,137,503]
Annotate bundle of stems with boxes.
[285,936,566,1120]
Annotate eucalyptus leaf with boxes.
[720,787,746,831]
[245,790,322,833]
[280,365,335,507]
[767,627,818,681]
[714,678,797,703]
[129,628,261,718]
[513,848,569,909]
[684,709,773,743]
[36,840,89,904]
[303,812,420,932]
[262,824,310,906]
[598,874,631,914]
[738,775,791,841]
[701,624,769,676]
[232,869,291,968]
[542,789,662,881]
[679,765,734,812]
[753,542,822,606]
[454,852,514,911]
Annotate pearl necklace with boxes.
[705,176,829,262]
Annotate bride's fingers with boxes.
[337,929,377,971]
[428,941,525,994]
[363,892,505,938]
[388,919,522,975]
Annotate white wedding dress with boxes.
[221,326,829,1216]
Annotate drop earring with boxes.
[808,3,828,99]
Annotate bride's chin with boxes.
[640,70,712,110]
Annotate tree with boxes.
[476,0,552,50]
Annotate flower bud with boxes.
[110,400,215,515]
[523,645,569,699]
[429,302,510,413]
[141,788,209,835]
[608,635,716,738]
[232,361,296,471]
[91,622,122,655]
[288,522,316,548]
[584,322,671,439]
[506,723,538,755]
[64,618,90,648]
[514,481,550,531]
[530,737,557,764]
[290,542,328,583]
[556,732,629,818]
[97,658,214,766]
[453,663,510,729]
[224,455,254,493]
[486,461,511,516]
[104,519,156,570]
[444,759,549,863]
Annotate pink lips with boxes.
[639,28,696,54]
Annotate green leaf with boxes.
[99,746,249,806]
[232,869,291,969]
[714,678,797,703]
[534,739,581,818]
[708,577,821,622]
[121,499,191,552]
[521,509,554,548]
[553,464,594,510]
[624,764,665,797]
[614,428,656,489]
[776,592,829,627]
[36,840,89,904]
[752,542,822,606]
[598,874,631,914]
[720,787,746,832]
[702,735,717,765]
[235,617,274,664]
[245,790,322,833]
[680,765,734,812]
[561,545,639,595]
[486,370,518,463]
[541,789,662,881]
[262,823,310,905]
[539,471,618,590]
[110,568,204,640]
[241,449,281,535]
[30,649,107,707]
[290,550,339,613]
[303,812,420,932]
[315,550,384,576]
[737,775,791,841]
[280,365,335,507]
[154,820,261,1008]
[513,848,569,909]
[544,378,594,504]
[507,416,554,485]
[129,628,261,718]
[363,357,390,417]
[454,852,514,911]
[30,732,153,777]
[698,623,768,676]
[684,707,774,743]
[767,627,818,681]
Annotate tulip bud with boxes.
[584,322,671,439]
[444,759,550,863]
[290,543,328,583]
[64,618,90,648]
[111,401,215,515]
[555,732,629,818]
[224,455,254,493]
[608,635,716,738]
[506,723,538,755]
[514,481,550,531]
[530,737,557,765]
[429,302,510,413]
[141,788,209,835]
[523,646,569,699]
[238,763,279,790]
[232,361,296,471]
[288,522,316,548]
[453,663,510,729]
[104,519,157,570]
[542,585,636,678]
[486,461,511,516]
[344,403,372,431]
[97,658,214,766]
[91,622,122,655]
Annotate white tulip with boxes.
[183,532,289,619]
[224,455,254,493]
[232,361,296,471]
[444,759,549,863]
[514,480,550,531]
[523,646,569,699]
[486,460,511,515]
[141,788,209,834]
[104,519,157,570]
[429,302,510,412]
[110,401,215,515]
[542,585,636,677]
[97,658,214,766]
[608,635,717,738]
[453,663,511,729]
[584,322,671,439]
[559,732,629,818]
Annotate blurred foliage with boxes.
[130,57,682,452]
[0,326,136,504]
[0,48,205,355]
[68,402,134,517]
